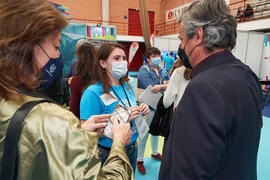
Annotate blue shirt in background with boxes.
[138,64,170,89]
[80,82,138,148]
[164,56,175,71]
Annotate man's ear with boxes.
[99,60,106,69]
[196,27,204,45]
[147,58,151,64]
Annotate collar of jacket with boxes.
[190,50,235,78]
[17,86,55,103]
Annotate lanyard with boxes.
[111,83,131,108]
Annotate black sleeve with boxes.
[62,62,74,88]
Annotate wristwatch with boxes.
[160,84,164,91]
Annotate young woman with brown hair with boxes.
[0,0,134,179]
[69,40,96,118]
[80,43,150,172]
[163,60,191,109]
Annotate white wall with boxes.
[232,31,264,76]
[245,32,264,77]
[259,33,270,80]
[153,36,180,51]
[155,31,265,76]
[232,31,249,63]
[237,19,270,32]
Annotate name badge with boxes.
[100,93,117,106]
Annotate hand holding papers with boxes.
[139,85,163,110]
[103,104,131,139]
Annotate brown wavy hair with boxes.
[76,41,97,89]
[184,68,192,80]
[0,0,67,100]
[91,43,129,94]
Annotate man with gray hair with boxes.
[159,0,262,180]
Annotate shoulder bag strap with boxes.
[137,65,150,88]
[0,99,53,180]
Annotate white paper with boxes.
[103,105,131,139]
[135,113,149,139]
[139,85,162,110]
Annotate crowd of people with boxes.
[236,4,254,21]
[0,0,263,180]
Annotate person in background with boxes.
[62,39,88,106]
[80,43,150,172]
[163,60,191,110]
[159,0,262,179]
[136,47,170,174]
[164,52,175,72]
[159,55,166,69]
[235,6,243,19]
[237,4,253,22]
[69,41,96,118]
[167,57,181,75]
[62,39,89,89]
[244,4,254,18]
[143,55,148,65]
[0,0,134,179]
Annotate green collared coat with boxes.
[0,94,133,180]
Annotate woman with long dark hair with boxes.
[0,0,133,179]
[80,43,150,172]
[70,41,96,118]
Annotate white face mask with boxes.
[109,61,128,79]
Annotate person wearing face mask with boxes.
[136,47,170,174]
[0,0,136,179]
[69,41,96,118]
[159,0,262,179]
[80,43,150,172]
[38,44,65,105]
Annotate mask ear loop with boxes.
[38,43,50,59]
[185,35,200,58]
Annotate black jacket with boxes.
[149,95,174,139]
[159,51,262,180]
[62,60,77,89]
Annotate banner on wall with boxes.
[87,25,116,40]
[259,33,270,89]
[129,42,139,66]
[150,33,156,47]
[53,3,70,19]
[166,3,191,22]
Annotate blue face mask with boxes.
[151,57,161,66]
[110,61,128,79]
[38,45,63,89]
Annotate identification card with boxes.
[100,93,117,106]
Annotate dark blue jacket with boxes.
[62,60,77,88]
[159,51,262,180]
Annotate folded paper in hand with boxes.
[135,113,149,139]
[139,85,162,110]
